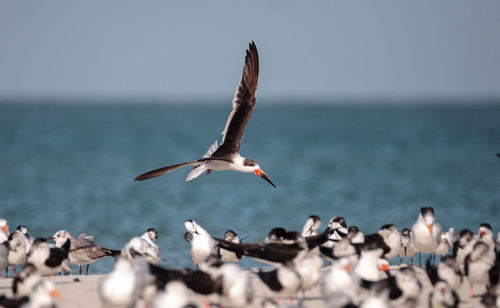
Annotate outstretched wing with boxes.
[213,41,259,156]
[135,157,231,181]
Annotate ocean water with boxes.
[0,103,499,273]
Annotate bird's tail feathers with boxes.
[186,164,207,182]
[107,249,121,257]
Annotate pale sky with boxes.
[1,1,500,103]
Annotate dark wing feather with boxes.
[305,227,332,249]
[257,269,282,291]
[425,260,440,286]
[135,158,230,181]
[214,237,300,263]
[213,41,259,156]
[149,264,220,295]
[45,239,69,268]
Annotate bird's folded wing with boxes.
[214,237,300,263]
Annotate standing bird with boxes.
[218,229,242,263]
[16,225,34,252]
[378,224,401,261]
[27,238,71,276]
[134,42,276,188]
[50,230,120,275]
[12,263,42,298]
[411,207,442,265]
[464,241,495,297]
[0,230,9,279]
[7,230,28,277]
[301,215,322,237]
[184,220,217,267]
[400,228,416,264]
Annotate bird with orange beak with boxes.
[0,218,9,235]
[411,207,442,265]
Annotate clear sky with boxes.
[1,1,500,103]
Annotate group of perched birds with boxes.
[0,207,499,307]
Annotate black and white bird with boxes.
[346,226,365,244]
[464,241,495,297]
[140,228,162,262]
[322,257,359,306]
[323,217,348,248]
[301,215,322,237]
[478,223,496,252]
[99,255,153,308]
[218,229,242,263]
[399,228,416,264]
[435,227,456,258]
[184,220,217,267]
[453,228,477,267]
[378,224,401,261]
[411,207,442,265]
[7,230,28,277]
[27,238,71,276]
[437,256,463,291]
[134,42,276,188]
[12,263,42,298]
[50,230,120,275]
[16,225,34,252]
[428,281,459,308]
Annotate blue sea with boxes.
[1,103,499,273]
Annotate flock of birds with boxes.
[1,43,500,308]
[0,207,499,308]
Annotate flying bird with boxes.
[134,42,276,188]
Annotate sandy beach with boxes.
[0,264,485,307]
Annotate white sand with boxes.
[0,265,485,307]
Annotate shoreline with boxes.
[0,265,485,307]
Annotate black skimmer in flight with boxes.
[135,42,276,188]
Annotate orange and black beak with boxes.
[254,169,276,188]
[1,225,8,234]
[428,224,433,238]
[380,263,390,272]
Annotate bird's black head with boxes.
[401,228,410,236]
[420,207,435,217]
[380,224,397,231]
[479,223,492,231]
[267,227,287,241]
[147,228,159,240]
[309,215,321,223]
[224,230,238,241]
[331,217,347,228]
